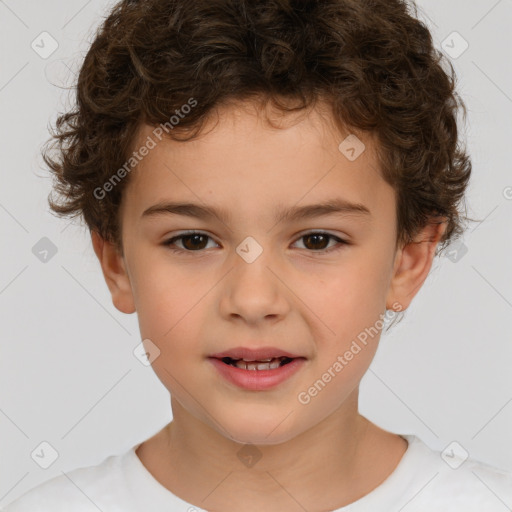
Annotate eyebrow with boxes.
[141,198,371,225]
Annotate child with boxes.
[5,0,512,510]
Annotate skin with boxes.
[92,98,446,512]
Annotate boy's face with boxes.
[93,100,442,445]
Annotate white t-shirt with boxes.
[3,434,512,511]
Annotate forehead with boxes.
[121,100,392,224]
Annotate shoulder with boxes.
[401,435,512,510]
[1,448,136,512]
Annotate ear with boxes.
[385,219,447,311]
[91,230,136,314]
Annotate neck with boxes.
[156,389,384,511]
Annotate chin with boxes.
[225,430,298,447]
[215,412,302,446]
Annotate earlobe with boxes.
[91,231,136,314]
[385,220,447,311]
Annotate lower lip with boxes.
[208,358,306,390]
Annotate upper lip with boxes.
[209,346,305,360]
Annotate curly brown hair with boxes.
[44,0,474,259]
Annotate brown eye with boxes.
[303,233,330,250]
[163,232,218,252]
[163,231,347,254]
[180,234,209,250]
[294,232,347,253]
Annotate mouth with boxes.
[209,346,304,361]
[208,348,307,390]
[218,356,294,371]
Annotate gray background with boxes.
[1,0,511,507]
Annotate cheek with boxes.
[129,248,205,328]
[305,263,389,337]
[131,271,199,358]
[300,256,392,385]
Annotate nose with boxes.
[219,247,291,324]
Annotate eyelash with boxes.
[162,231,349,255]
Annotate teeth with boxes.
[241,357,273,362]
[234,357,284,370]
